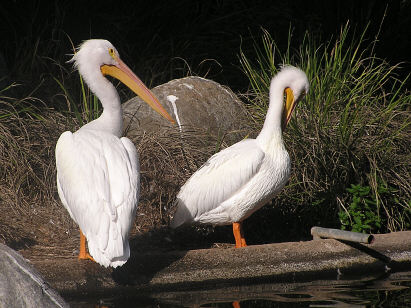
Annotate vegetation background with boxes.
[1,1,410,93]
[0,0,409,253]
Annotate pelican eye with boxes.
[108,48,116,59]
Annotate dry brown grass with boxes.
[0,96,251,256]
[0,99,77,255]
[128,124,251,248]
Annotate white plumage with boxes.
[56,130,139,267]
[170,66,309,247]
[56,40,173,267]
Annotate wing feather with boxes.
[171,138,264,228]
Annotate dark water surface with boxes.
[66,271,411,307]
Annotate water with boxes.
[66,271,411,307]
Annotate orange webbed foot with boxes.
[78,251,95,262]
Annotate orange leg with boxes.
[232,222,247,248]
[79,229,95,261]
[232,301,241,308]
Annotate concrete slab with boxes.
[29,231,411,294]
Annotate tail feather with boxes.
[87,221,129,268]
[170,199,194,229]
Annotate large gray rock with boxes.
[0,243,69,308]
[123,76,249,139]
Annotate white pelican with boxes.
[170,66,309,248]
[56,39,174,267]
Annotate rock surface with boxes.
[123,76,249,141]
[0,243,68,308]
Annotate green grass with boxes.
[239,23,411,233]
[54,74,100,127]
[0,83,46,120]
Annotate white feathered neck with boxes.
[71,40,123,137]
[257,66,309,148]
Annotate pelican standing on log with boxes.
[170,66,309,248]
[56,39,174,267]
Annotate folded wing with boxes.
[171,138,264,228]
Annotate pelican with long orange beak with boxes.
[170,66,309,248]
[56,39,174,267]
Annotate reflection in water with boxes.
[67,271,411,307]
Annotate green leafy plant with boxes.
[339,181,410,233]
[339,183,383,233]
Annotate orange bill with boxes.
[101,59,175,123]
[282,87,296,130]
